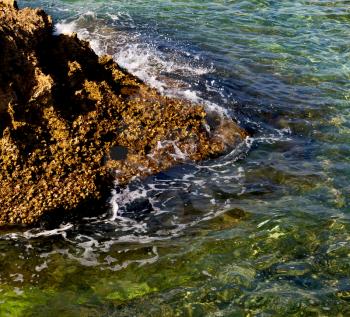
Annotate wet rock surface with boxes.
[0,1,246,225]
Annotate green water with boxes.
[1,0,350,315]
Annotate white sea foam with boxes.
[11,273,24,283]
[52,12,229,118]
[0,5,295,271]
[23,223,73,239]
[54,21,77,35]
[35,261,48,272]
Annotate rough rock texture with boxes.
[0,1,246,225]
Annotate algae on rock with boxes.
[0,1,246,225]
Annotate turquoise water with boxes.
[1,0,350,315]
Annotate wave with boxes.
[0,5,293,256]
[53,11,231,116]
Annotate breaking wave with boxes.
[2,2,293,260]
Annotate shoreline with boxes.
[0,0,246,225]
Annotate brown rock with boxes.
[0,0,18,9]
[0,3,246,225]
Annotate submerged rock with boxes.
[0,1,246,225]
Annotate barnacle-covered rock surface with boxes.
[0,0,246,225]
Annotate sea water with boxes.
[1,0,349,315]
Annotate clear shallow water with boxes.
[1,0,350,315]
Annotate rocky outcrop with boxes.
[0,1,246,225]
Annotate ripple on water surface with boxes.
[1,0,350,315]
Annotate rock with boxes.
[1,0,18,9]
[0,2,246,225]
